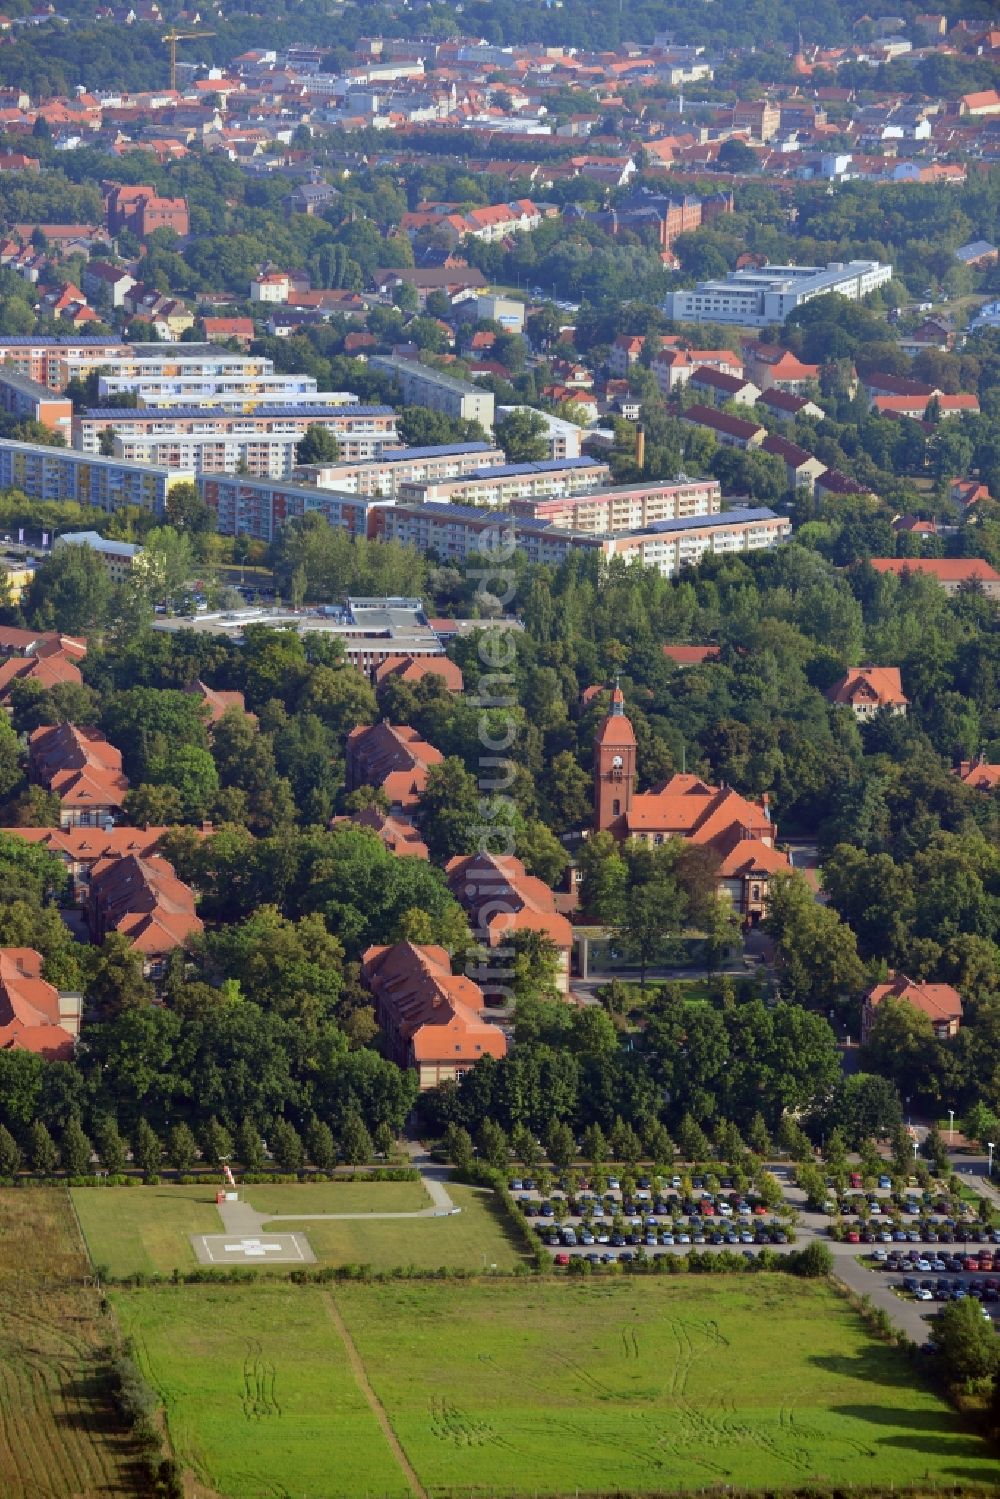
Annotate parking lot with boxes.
[511,1173,794,1265]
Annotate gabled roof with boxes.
[445,850,573,950]
[372,655,464,692]
[361,941,506,1064]
[869,558,1000,584]
[826,666,908,708]
[865,972,962,1026]
[0,947,74,1060]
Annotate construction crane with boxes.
[162,30,216,92]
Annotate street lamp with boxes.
[912,1139,919,1162]
[989,1142,995,1179]
[948,1110,954,1144]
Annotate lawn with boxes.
[72,1182,221,1278]
[73,1179,525,1276]
[0,1190,135,1497]
[116,1284,409,1499]
[114,1275,999,1499]
[243,1178,430,1216]
[263,1183,528,1271]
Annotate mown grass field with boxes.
[0,1189,136,1497]
[264,1183,528,1271]
[243,1178,430,1216]
[72,1182,222,1277]
[73,1180,526,1276]
[113,1276,999,1499]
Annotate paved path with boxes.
[215,1144,457,1237]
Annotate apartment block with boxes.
[370,355,495,428]
[0,437,188,515]
[199,473,376,541]
[305,442,505,499]
[0,371,72,441]
[394,456,610,508]
[54,343,277,391]
[0,335,127,390]
[73,404,398,455]
[508,478,721,532]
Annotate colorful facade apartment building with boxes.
[199,473,375,541]
[303,442,505,499]
[0,335,127,390]
[0,370,72,440]
[508,478,721,532]
[0,437,190,515]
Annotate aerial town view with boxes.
[1,0,1000,1495]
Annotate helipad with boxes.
[191,1231,316,1265]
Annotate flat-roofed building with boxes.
[665,260,893,327]
[0,437,190,515]
[0,335,126,390]
[198,472,376,540]
[508,477,721,532]
[73,404,398,456]
[395,456,611,507]
[0,370,72,441]
[370,354,495,428]
[305,442,504,499]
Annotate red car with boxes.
[554,1253,570,1266]
[847,1230,860,1243]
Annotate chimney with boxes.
[635,423,645,470]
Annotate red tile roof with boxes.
[869,558,1000,584]
[865,972,962,1028]
[88,852,201,956]
[361,941,506,1068]
[662,645,721,665]
[332,807,429,859]
[826,666,908,709]
[0,947,75,1061]
[345,722,443,809]
[28,722,128,811]
[445,851,573,952]
[372,655,464,692]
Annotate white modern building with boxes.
[664,260,894,327]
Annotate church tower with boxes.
[593,682,636,833]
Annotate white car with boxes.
[915,1288,933,1301]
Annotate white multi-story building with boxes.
[370,356,495,428]
[664,260,893,327]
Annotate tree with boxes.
[28,1119,59,1175]
[271,1118,305,1173]
[934,1298,1000,1384]
[511,1122,540,1171]
[581,1122,609,1167]
[165,480,213,534]
[832,1074,903,1146]
[677,1114,710,1162]
[793,1240,834,1277]
[922,1122,950,1176]
[24,544,113,635]
[61,1115,92,1176]
[445,1122,474,1169]
[305,1116,337,1172]
[546,1118,575,1171]
[235,1117,264,1172]
[374,1121,395,1159]
[133,1118,162,1178]
[494,408,548,464]
[748,1113,772,1158]
[610,1116,642,1166]
[94,1116,127,1175]
[477,1118,509,1170]
[295,425,341,466]
[644,1120,675,1166]
[167,1122,198,1174]
[199,1116,233,1168]
[0,1123,22,1176]
[765,872,865,1013]
[340,1110,373,1166]
[619,868,685,991]
[417,757,480,860]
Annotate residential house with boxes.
[862,972,962,1042]
[608,334,646,377]
[445,850,574,996]
[0,947,80,1060]
[679,405,766,450]
[361,940,507,1089]
[333,806,430,860]
[688,367,761,407]
[88,852,202,979]
[344,721,443,811]
[950,478,992,510]
[826,666,908,718]
[742,343,822,392]
[4,824,171,900]
[954,755,1000,793]
[662,644,721,666]
[82,260,136,309]
[756,388,824,423]
[28,722,128,828]
[868,557,1000,598]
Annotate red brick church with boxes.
[592,685,790,924]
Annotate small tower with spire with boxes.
[593,679,636,832]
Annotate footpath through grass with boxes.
[114,1275,1000,1499]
